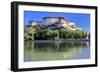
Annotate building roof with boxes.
[43,16,65,19]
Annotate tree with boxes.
[69,25,76,28]
[24,24,89,40]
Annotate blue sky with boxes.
[24,11,90,32]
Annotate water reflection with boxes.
[24,41,90,62]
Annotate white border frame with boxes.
[18,5,96,68]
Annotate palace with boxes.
[28,16,82,30]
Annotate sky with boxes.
[24,11,90,32]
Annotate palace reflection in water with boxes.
[24,41,90,62]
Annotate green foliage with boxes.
[69,25,76,28]
[24,25,89,41]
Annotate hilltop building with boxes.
[29,20,43,26]
[43,17,69,26]
[27,16,82,30]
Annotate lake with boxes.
[24,40,90,62]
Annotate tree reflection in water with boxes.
[24,41,90,62]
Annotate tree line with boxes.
[24,25,90,41]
